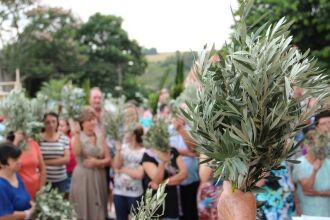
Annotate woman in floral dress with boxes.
[256,162,295,220]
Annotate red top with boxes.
[66,134,77,174]
[19,139,42,199]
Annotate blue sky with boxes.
[42,0,238,52]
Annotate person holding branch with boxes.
[70,106,111,220]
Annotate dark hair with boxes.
[43,112,59,122]
[6,131,15,142]
[314,110,330,126]
[42,112,59,131]
[159,104,168,113]
[0,142,22,166]
[134,126,144,144]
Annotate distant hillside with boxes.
[139,51,196,91]
[146,52,175,63]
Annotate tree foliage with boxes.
[170,56,184,99]
[143,47,158,55]
[76,13,147,96]
[1,6,86,95]
[0,0,37,45]
[237,0,330,76]
[0,6,147,97]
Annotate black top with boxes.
[141,147,180,218]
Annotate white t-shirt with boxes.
[113,144,145,197]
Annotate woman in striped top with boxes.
[40,112,70,193]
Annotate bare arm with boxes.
[177,127,197,150]
[167,156,188,186]
[175,148,197,157]
[298,173,330,197]
[300,159,322,195]
[38,152,46,187]
[72,134,81,156]
[72,122,82,156]
[293,184,301,216]
[44,149,69,166]
[300,170,318,191]
[299,188,330,197]
[0,212,25,220]
[319,191,330,196]
[199,162,213,184]
[0,205,34,220]
[142,161,166,184]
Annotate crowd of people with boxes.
[1,86,330,220]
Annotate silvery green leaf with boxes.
[181,0,330,192]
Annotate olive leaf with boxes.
[182,0,330,192]
[61,82,86,120]
[32,184,76,220]
[0,89,44,147]
[144,119,170,153]
[131,182,167,220]
[103,94,126,141]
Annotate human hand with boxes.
[30,201,35,210]
[73,122,81,135]
[83,157,98,168]
[25,201,35,220]
[217,181,256,220]
[172,117,184,131]
[115,141,122,151]
[313,159,322,171]
[148,181,159,190]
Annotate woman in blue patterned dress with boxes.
[256,162,295,220]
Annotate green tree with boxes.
[142,47,158,55]
[0,0,37,83]
[76,13,147,96]
[1,6,86,95]
[170,56,184,99]
[39,79,67,101]
[139,51,196,92]
[0,0,37,45]
[236,0,330,76]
